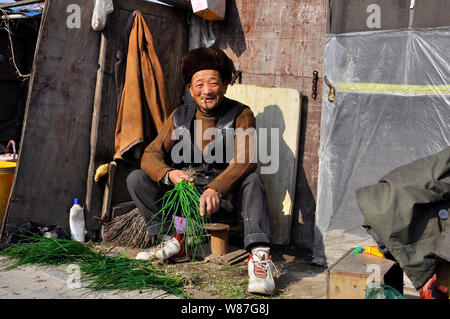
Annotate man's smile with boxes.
[201,96,217,105]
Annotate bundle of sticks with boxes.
[102,208,156,249]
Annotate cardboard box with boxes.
[327,248,403,299]
[191,0,226,21]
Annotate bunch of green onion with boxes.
[0,236,185,297]
[152,179,210,260]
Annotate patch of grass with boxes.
[161,259,291,299]
[163,261,254,299]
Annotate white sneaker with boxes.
[136,235,185,261]
[247,248,276,295]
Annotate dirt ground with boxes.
[0,240,420,299]
[147,244,330,299]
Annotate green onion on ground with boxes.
[0,236,186,297]
[152,179,210,260]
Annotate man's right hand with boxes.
[168,169,194,185]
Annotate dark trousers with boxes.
[126,169,272,251]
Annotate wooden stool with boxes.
[205,223,230,256]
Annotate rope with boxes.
[1,8,31,79]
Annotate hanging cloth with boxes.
[114,11,170,160]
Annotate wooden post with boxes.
[85,33,108,229]
[205,223,230,256]
[99,161,117,223]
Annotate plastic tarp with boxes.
[0,0,44,16]
[314,27,450,266]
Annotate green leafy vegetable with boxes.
[152,179,210,260]
[0,236,186,297]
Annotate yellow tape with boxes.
[336,82,450,95]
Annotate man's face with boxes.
[187,69,229,113]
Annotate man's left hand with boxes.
[200,188,220,217]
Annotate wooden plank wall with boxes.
[1,0,189,238]
[215,0,327,253]
[329,0,450,34]
[1,0,324,249]
[1,0,100,237]
[85,0,188,231]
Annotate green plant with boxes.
[152,179,210,260]
[0,236,186,297]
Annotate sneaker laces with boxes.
[153,235,183,252]
[252,255,279,279]
[152,235,173,251]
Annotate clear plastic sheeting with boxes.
[314,27,450,266]
[91,0,114,31]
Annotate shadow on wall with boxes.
[290,95,323,262]
[219,0,246,58]
[255,105,295,246]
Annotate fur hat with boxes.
[180,47,235,85]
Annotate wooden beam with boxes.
[111,201,136,219]
[0,1,44,10]
[99,161,117,223]
[84,32,108,228]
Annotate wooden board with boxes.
[215,0,327,250]
[111,201,136,219]
[413,0,450,29]
[328,0,450,34]
[327,249,403,299]
[328,0,410,34]
[329,273,371,299]
[225,84,301,245]
[1,0,100,238]
[207,248,249,266]
[221,249,249,265]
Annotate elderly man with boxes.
[126,47,275,295]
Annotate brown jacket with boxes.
[114,11,170,160]
[141,99,257,198]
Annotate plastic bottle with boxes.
[69,198,85,243]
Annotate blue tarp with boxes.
[0,1,44,16]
